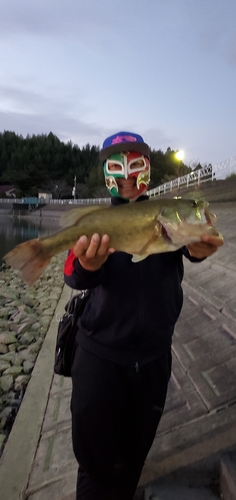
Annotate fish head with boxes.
[156,198,219,247]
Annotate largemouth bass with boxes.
[4,198,222,286]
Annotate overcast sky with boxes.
[0,0,236,166]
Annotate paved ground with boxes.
[0,201,235,500]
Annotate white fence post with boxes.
[0,156,235,205]
[146,155,236,197]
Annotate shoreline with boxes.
[0,253,67,456]
[0,211,64,220]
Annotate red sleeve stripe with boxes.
[64,249,77,276]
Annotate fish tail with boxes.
[3,238,51,286]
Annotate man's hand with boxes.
[187,234,224,259]
[73,233,115,271]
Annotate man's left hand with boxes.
[187,234,224,259]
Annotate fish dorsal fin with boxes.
[60,204,110,227]
[131,254,148,263]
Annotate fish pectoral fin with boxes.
[138,233,159,255]
[131,234,159,262]
[60,204,110,227]
[131,254,148,263]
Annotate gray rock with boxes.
[7,309,19,318]
[14,375,30,391]
[41,308,53,316]
[0,353,15,362]
[0,253,65,454]
[39,317,51,327]
[23,360,34,373]
[0,361,11,373]
[23,306,34,314]
[0,333,18,344]
[17,345,27,352]
[49,300,58,310]
[49,293,61,300]
[9,311,24,324]
[12,355,23,367]
[0,406,12,419]
[0,434,6,447]
[21,297,35,308]
[8,323,19,333]
[0,319,8,327]
[17,323,33,335]
[0,294,7,303]
[0,309,10,319]
[38,295,50,302]
[29,342,43,356]
[0,344,7,354]
[8,344,17,352]
[3,292,18,301]
[5,301,18,308]
[31,322,41,331]
[3,366,23,377]
[0,375,14,392]
[18,332,35,346]
[17,347,36,362]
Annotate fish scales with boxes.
[3,198,223,285]
[40,200,158,256]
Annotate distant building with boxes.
[0,185,17,197]
[38,192,52,203]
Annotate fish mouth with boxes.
[157,206,217,247]
[161,225,173,244]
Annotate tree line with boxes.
[0,131,194,199]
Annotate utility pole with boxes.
[72,175,76,200]
[74,175,76,200]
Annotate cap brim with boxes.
[99,142,150,162]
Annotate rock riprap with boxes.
[0,253,66,455]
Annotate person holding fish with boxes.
[3,131,223,500]
[61,131,224,500]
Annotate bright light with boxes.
[175,150,184,161]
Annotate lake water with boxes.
[0,215,60,262]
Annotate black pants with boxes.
[71,347,172,500]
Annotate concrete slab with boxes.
[145,456,222,498]
[145,483,219,499]
[26,470,78,500]
[220,452,236,500]
[0,285,72,500]
[0,201,236,500]
[140,405,236,486]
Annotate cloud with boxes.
[0,0,123,40]
[0,108,107,146]
[194,2,236,68]
[226,37,236,66]
[142,127,176,153]
[0,81,105,146]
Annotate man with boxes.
[64,131,223,500]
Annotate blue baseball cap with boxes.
[99,131,150,162]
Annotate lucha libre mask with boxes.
[104,151,150,198]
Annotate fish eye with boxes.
[191,200,197,207]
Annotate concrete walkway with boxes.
[0,201,236,500]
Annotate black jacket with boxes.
[64,196,203,367]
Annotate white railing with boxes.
[0,197,111,205]
[49,197,111,205]
[147,156,236,197]
[0,156,235,205]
